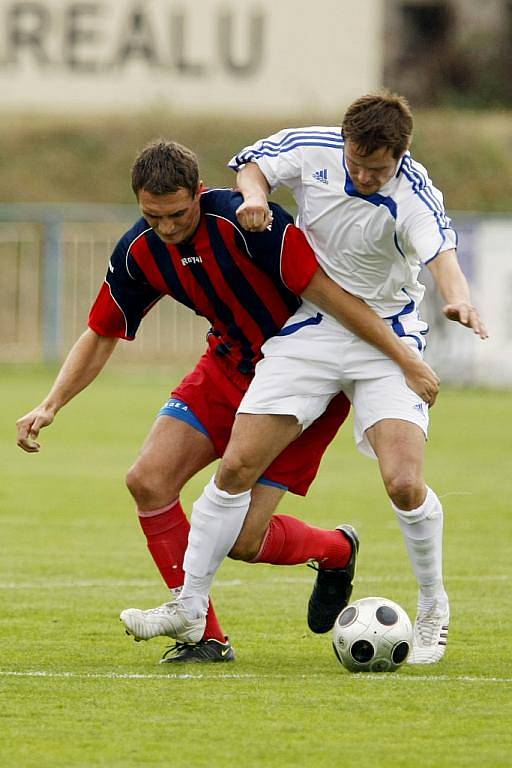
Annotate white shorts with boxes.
[238,301,430,458]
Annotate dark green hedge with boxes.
[1,109,511,212]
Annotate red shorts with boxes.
[166,349,350,496]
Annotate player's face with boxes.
[138,187,201,244]
[344,141,400,196]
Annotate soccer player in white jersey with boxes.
[135,92,487,664]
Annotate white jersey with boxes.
[229,126,457,319]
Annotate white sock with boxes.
[181,476,251,619]
[392,487,448,612]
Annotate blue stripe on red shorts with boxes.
[158,398,288,491]
[158,398,209,437]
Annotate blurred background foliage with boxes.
[0,108,511,212]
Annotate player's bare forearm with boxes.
[235,163,273,231]
[16,329,118,452]
[428,249,488,339]
[39,328,118,414]
[303,268,440,404]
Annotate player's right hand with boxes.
[236,196,273,232]
[443,302,489,340]
[16,406,55,452]
[404,358,440,407]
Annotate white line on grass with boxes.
[0,578,245,589]
[0,670,248,681]
[0,574,509,590]
[1,670,511,684]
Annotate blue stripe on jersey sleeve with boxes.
[400,157,452,232]
[401,160,447,219]
[423,230,459,264]
[231,128,343,167]
[235,139,343,163]
[251,129,342,152]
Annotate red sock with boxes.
[252,514,351,569]
[138,499,225,642]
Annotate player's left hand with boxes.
[403,357,440,407]
[443,302,488,339]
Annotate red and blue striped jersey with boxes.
[88,188,318,376]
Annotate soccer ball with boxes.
[332,596,413,673]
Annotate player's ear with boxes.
[196,181,204,196]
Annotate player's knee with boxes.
[125,463,148,503]
[217,452,259,494]
[125,462,168,508]
[385,472,424,510]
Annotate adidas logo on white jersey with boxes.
[312,168,328,184]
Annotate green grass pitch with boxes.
[1,364,511,768]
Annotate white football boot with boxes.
[120,601,205,644]
[407,600,449,664]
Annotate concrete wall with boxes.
[0,0,384,116]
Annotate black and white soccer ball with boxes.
[332,596,413,673]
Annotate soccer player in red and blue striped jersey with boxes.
[17,140,438,663]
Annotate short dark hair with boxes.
[131,139,200,197]
[342,90,413,159]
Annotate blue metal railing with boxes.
[0,204,136,361]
